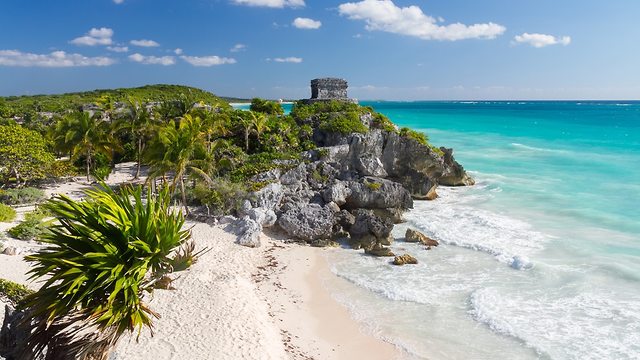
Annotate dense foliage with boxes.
[0,278,34,305]
[0,203,17,222]
[0,187,46,205]
[318,112,369,134]
[249,98,284,115]
[0,124,55,185]
[8,208,51,241]
[399,127,429,145]
[0,84,229,120]
[20,184,192,358]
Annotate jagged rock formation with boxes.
[405,228,439,247]
[236,109,473,256]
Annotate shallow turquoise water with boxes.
[326,101,640,359]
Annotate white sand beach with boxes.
[1,164,401,360]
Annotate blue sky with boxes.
[1,0,639,100]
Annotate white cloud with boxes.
[174,48,183,55]
[70,27,114,46]
[292,17,322,29]
[514,33,571,48]
[338,0,505,41]
[231,0,304,8]
[107,46,129,52]
[230,44,247,53]
[180,55,237,66]
[113,0,124,3]
[271,57,303,63]
[0,50,115,67]
[130,39,160,47]
[128,53,175,65]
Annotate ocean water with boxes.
[323,101,640,359]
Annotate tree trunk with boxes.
[86,150,92,182]
[135,137,142,179]
[244,128,249,152]
[180,177,189,216]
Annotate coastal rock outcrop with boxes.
[318,129,473,198]
[405,228,439,247]
[277,204,335,242]
[393,254,418,265]
[236,98,473,248]
[233,217,262,248]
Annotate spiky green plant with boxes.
[17,184,191,360]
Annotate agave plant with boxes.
[17,184,192,360]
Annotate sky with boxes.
[1,0,639,100]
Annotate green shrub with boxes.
[365,181,382,191]
[250,98,284,115]
[229,152,300,182]
[91,165,112,181]
[47,160,78,179]
[0,203,16,222]
[399,127,429,145]
[311,169,328,183]
[319,112,368,135]
[7,204,52,240]
[371,113,397,132]
[8,217,47,241]
[0,187,46,205]
[0,278,34,305]
[193,180,248,216]
[20,184,192,358]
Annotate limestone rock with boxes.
[405,228,439,247]
[250,168,281,183]
[247,208,266,225]
[250,183,284,211]
[371,208,405,224]
[393,254,418,265]
[326,201,341,213]
[365,243,395,257]
[426,184,438,201]
[1,247,18,256]
[218,215,237,225]
[263,209,278,228]
[280,163,308,185]
[277,204,335,242]
[350,209,394,241]
[322,181,352,206]
[235,217,262,248]
[346,177,413,210]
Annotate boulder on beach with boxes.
[365,243,395,257]
[393,254,418,265]
[405,228,439,247]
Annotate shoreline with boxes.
[256,234,403,359]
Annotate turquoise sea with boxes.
[325,101,640,359]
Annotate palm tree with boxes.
[250,111,269,144]
[54,112,115,181]
[18,184,192,360]
[235,112,253,152]
[118,98,156,179]
[145,114,208,215]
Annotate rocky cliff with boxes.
[232,110,474,254]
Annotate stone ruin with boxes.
[303,78,357,104]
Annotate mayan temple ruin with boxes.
[303,78,357,104]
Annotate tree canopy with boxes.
[0,124,55,185]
